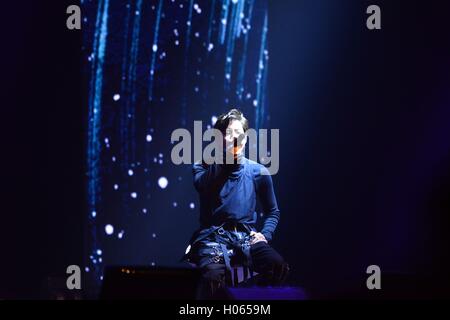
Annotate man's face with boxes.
[224,119,247,156]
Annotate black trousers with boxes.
[196,241,289,299]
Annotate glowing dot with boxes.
[135,10,139,15]
[98,257,103,263]
[158,153,163,158]
[253,100,258,107]
[194,4,199,10]
[142,208,147,214]
[104,137,109,144]
[152,44,158,52]
[194,32,199,38]
[207,43,214,51]
[114,184,119,190]
[118,230,124,239]
[100,276,103,281]
[175,40,179,46]
[186,20,191,26]
[194,86,199,92]
[211,116,218,125]
[85,267,90,272]
[131,192,137,199]
[221,19,227,25]
[173,202,178,207]
[96,249,102,256]
[151,262,156,266]
[158,177,168,189]
[225,73,230,80]
[112,156,116,162]
[146,134,152,142]
[232,0,238,3]
[113,94,120,101]
[128,169,134,176]
[91,210,97,218]
[189,202,195,209]
[105,224,114,235]
[152,233,156,238]
[158,159,163,164]
[185,245,191,254]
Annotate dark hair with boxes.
[213,109,249,133]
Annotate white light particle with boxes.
[232,0,238,3]
[131,192,137,199]
[118,230,124,239]
[175,40,179,46]
[194,32,199,38]
[96,249,102,256]
[173,202,178,207]
[114,184,119,190]
[158,177,168,189]
[142,208,147,214]
[221,19,227,25]
[158,153,163,158]
[112,156,116,162]
[104,137,109,144]
[146,134,152,142]
[113,94,120,101]
[185,245,191,254]
[152,233,156,238]
[128,169,134,176]
[253,99,258,107]
[151,262,156,266]
[85,267,90,272]
[105,224,114,235]
[152,44,158,52]
[189,202,195,209]
[225,73,230,80]
[211,116,218,125]
[91,210,97,218]
[207,43,214,51]
[158,159,163,165]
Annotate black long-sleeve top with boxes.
[191,156,280,242]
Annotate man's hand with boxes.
[249,231,268,245]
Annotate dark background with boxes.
[1,0,450,299]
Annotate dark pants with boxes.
[196,241,289,299]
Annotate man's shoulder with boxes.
[245,158,269,176]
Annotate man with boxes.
[182,109,289,298]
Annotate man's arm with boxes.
[256,168,281,242]
[193,161,214,192]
